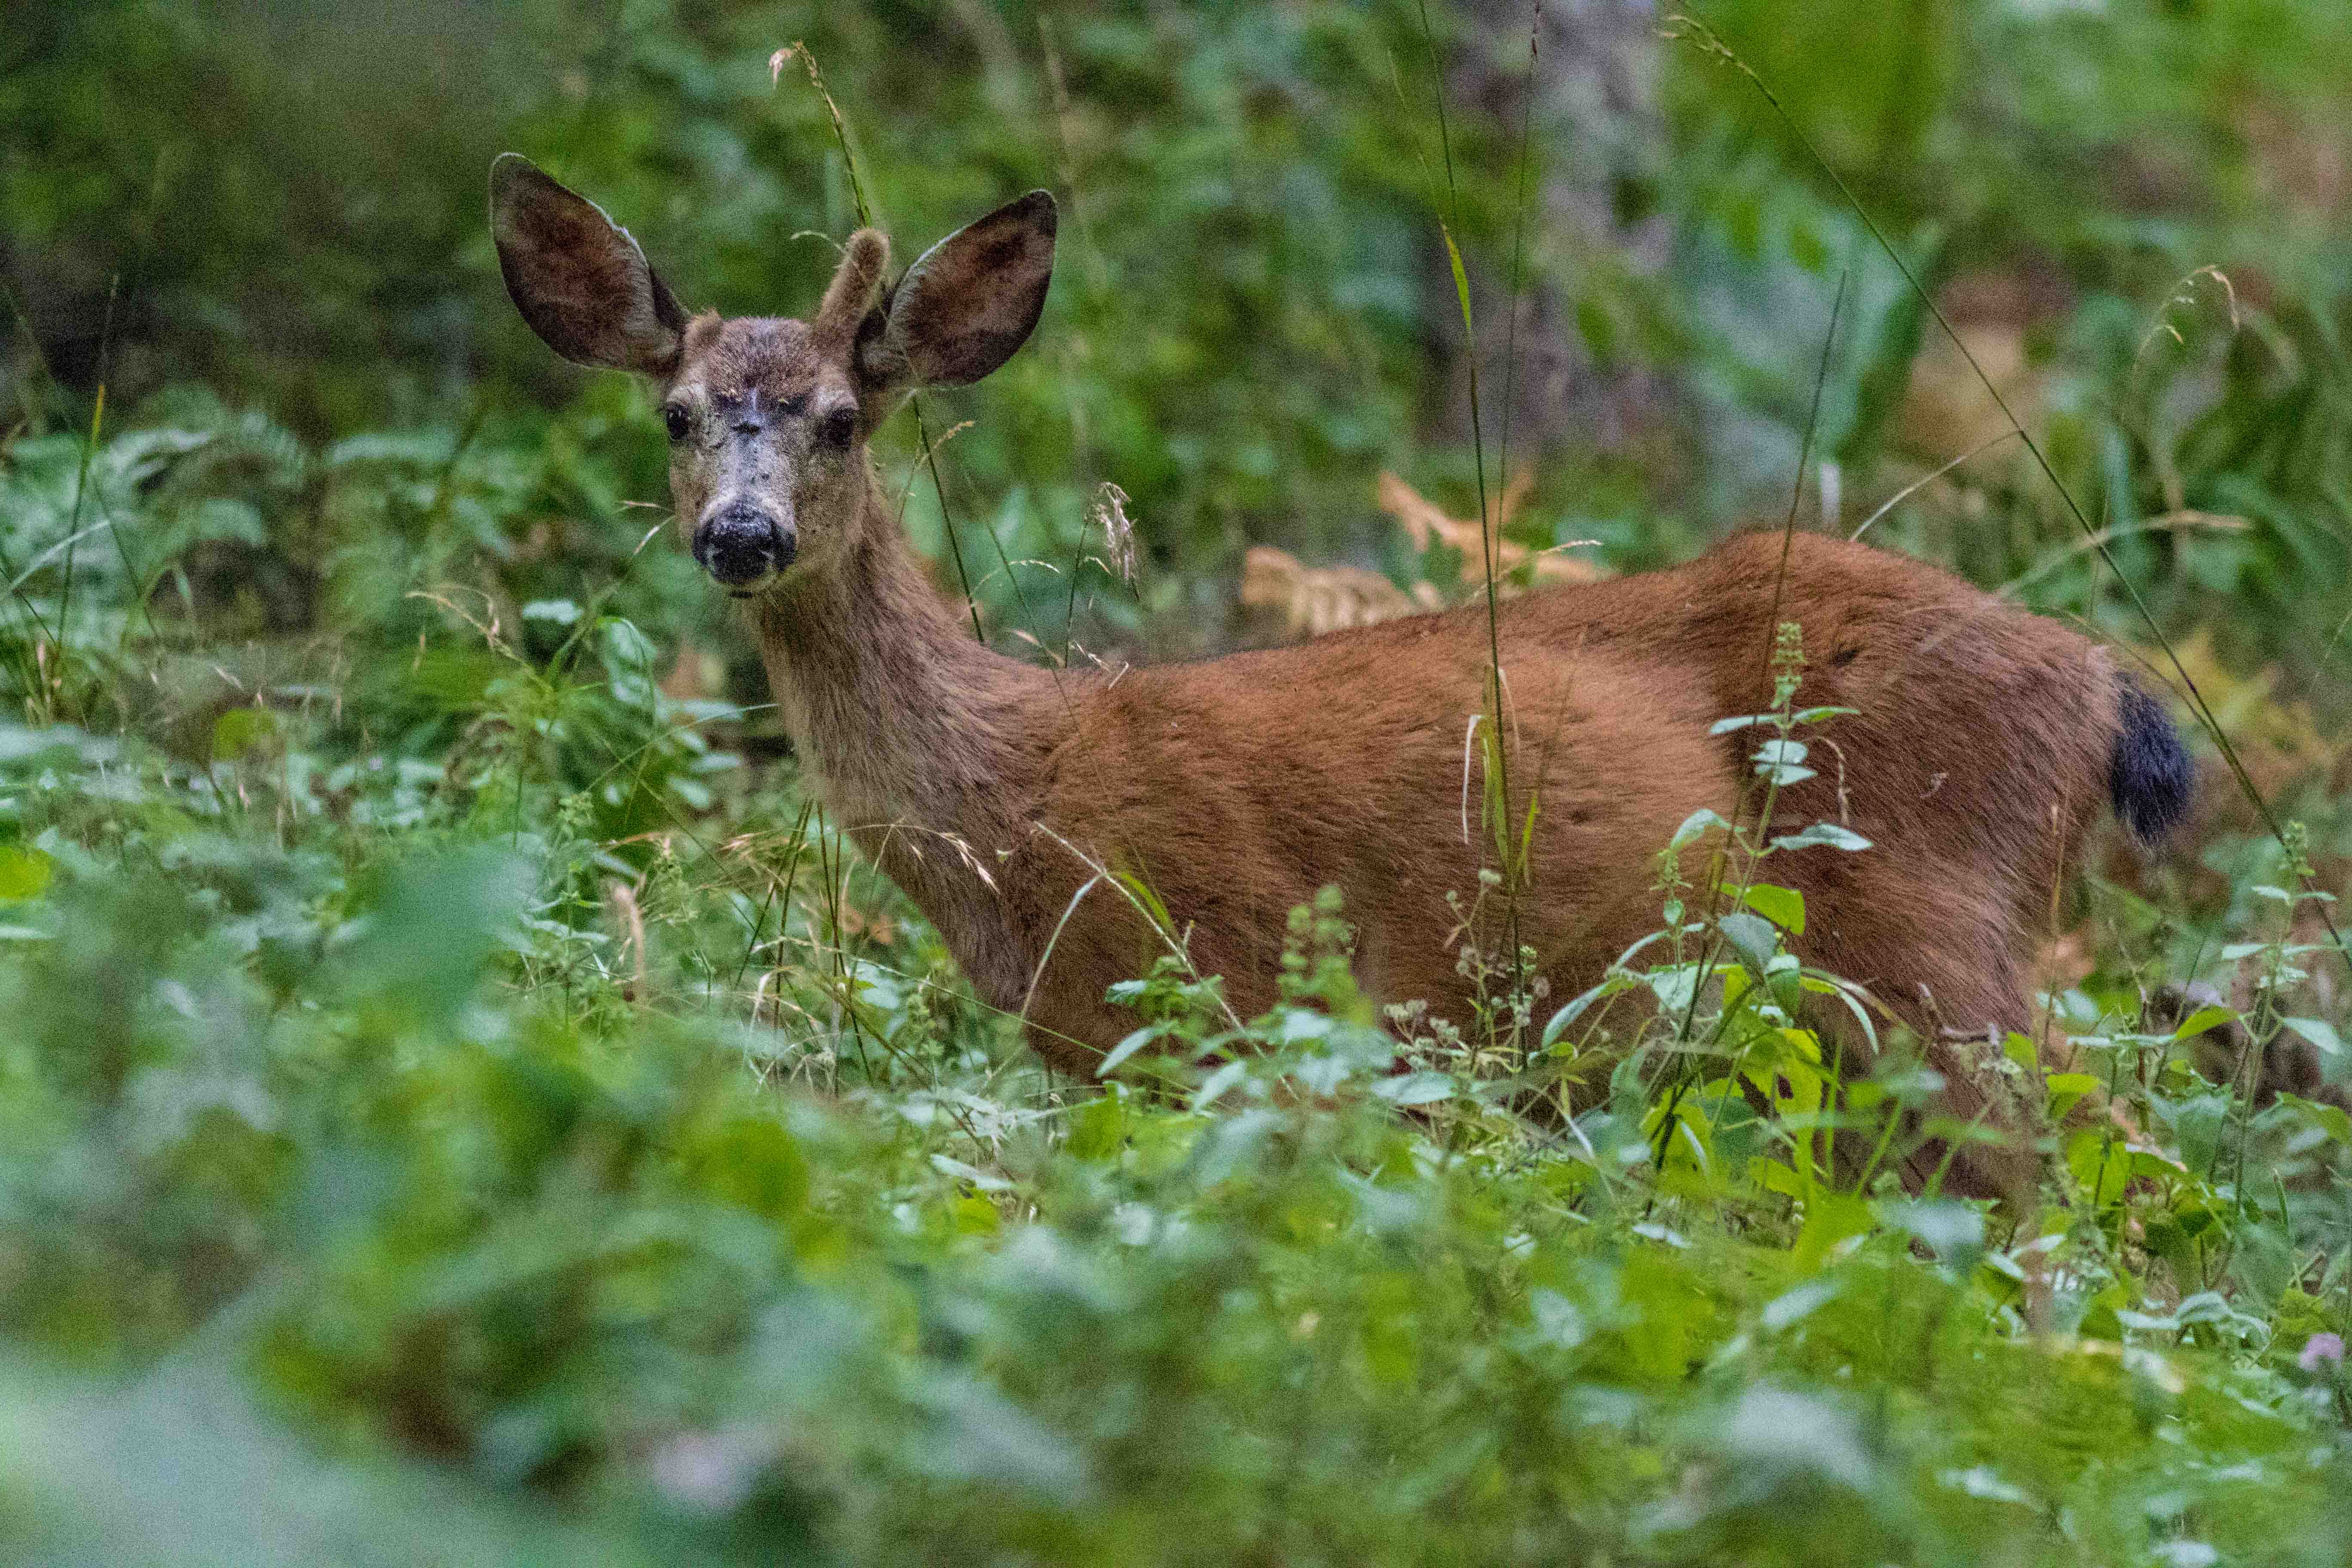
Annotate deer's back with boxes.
[992,532,2125,1072]
[1004,582,1736,1052]
[1518,531,2120,893]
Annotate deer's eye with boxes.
[817,407,857,449]
[662,404,690,443]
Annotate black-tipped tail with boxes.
[2110,679,2193,845]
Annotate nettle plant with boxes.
[2040,823,2352,1326]
[1519,622,1932,1203]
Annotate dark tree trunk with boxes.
[1432,0,1675,463]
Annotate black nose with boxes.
[692,505,796,586]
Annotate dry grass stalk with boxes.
[607,877,648,1002]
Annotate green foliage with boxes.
[0,755,2348,1562]
[3,0,2352,1561]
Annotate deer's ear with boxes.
[861,190,1056,394]
[489,153,686,377]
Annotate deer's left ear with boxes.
[490,153,687,377]
[858,190,1056,397]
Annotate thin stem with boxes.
[914,400,987,644]
[1495,1,1541,512]
[1415,0,1522,986]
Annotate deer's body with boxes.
[759,490,1727,1054]
[490,157,2191,1195]
[761,493,2122,1078]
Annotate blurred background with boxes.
[8,0,2349,663]
[6,5,2352,1558]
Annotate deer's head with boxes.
[489,154,1055,597]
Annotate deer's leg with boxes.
[1884,947,2045,1201]
[1798,881,2047,1201]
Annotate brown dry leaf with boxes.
[1239,545,1435,639]
[1375,471,1605,587]
[1239,473,1612,645]
[836,903,897,946]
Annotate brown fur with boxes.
[744,506,2108,1197]
[491,160,2141,1198]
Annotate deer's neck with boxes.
[744,490,1063,1001]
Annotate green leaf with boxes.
[1761,1276,1842,1330]
[1669,808,1733,849]
[600,616,658,673]
[1543,975,1622,1046]
[210,706,279,763]
[1440,224,1476,343]
[1769,822,1872,853]
[2168,1004,2238,1040]
[2275,1093,2352,1146]
[2045,1071,2101,1119]
[1096,1026,1159,1076]
[2067,1127,2132,1208]
[1190,1059,1249,1112]
[1793,1194,1874,1272]
[1527,1288,1588,1349]
[1718,911,1780,973]
[930,1153,1013,1193]
[2282,1017,2343,1057]
[1749,739,1815,785]
[1066,1093,1127,1162]
[1880,1198,1984,1263]
[1646,962,1703,1014]
[681,1115,808,1220]
[336,847,535,1024]
[1373,1071,1456,1107]
[0,845,52,902]
[1739,882,1806,934]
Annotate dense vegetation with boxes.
[3,2,2349,1561]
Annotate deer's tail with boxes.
[2110,677,2193,845]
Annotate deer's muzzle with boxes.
[693,502,796,588]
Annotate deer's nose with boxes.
[693,503,796,587]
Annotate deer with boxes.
[489,155,2192,1198]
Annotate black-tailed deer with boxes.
[490,155,2191,1194]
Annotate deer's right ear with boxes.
[489,154,686,377]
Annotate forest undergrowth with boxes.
[4,2,2352,1562]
